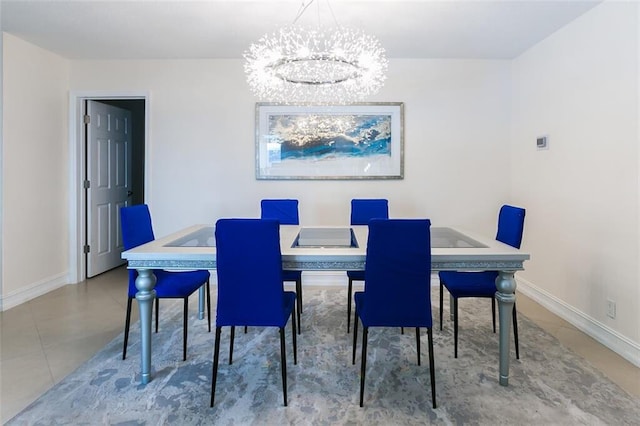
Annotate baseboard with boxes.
[517,276,640,368]
[0,272,69,311]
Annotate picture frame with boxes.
[255,102,404,180]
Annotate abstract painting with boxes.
[256,103,403,179]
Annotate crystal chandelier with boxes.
[244,1,388,104]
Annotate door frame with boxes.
[68,91,151,283]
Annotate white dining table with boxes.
[122,224,529,387]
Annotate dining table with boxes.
[122,224,529,387]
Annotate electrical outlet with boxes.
[606,299,616,319]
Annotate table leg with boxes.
[495,270,517,386]
[135,268,156,385]
[198,285,205,320]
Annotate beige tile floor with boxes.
[1,267,639,424]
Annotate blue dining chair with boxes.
[261,199,302,332]
[346,199,389,333]
[120,204,211,361]
[352,219,436,408]
[211,218,297,407]
[439,204,525,359]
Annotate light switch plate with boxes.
[537,135,549,150]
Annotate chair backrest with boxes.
[362,219,432,327]
[214,218,286,327]
[350,199,389,225]
[495,205,526,249]
[120,204,155,250]
[260,199,299,225]
[120,204,156,296]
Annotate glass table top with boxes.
[162,226,487,249]
[164,226,214,247]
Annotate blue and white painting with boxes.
[267,114,392,161]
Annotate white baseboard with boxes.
[0,272,69,311]
[517,276,640,368]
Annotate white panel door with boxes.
[86,100,132,277]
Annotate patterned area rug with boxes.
[8,287,639,425]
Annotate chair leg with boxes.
[155,297,160,333]
[296,292,301,335]
[183,298,188,361]
[352,308,359,365]
[439,282,444,331]
[416,327,421,366]
[296,277,303,314]
[122,297,133,360]
[401,327,404,335]
[513,302,520,360]
[244,326,248,334]
[279,327,288,407]
[491,298,496,333]
[453,297,459,358]
[210,327,222,407]
[359,327,369,407]
[427,327,436,409]
[229,326,235,365]
[291,311,298,365]
[347,277,353,333]
[206,280,212,333]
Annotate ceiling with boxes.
[1,0,602,60]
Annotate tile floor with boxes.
[1,267,638,424]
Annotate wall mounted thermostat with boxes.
[536,135,549,150]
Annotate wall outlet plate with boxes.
[606,299,616,319]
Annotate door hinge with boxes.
[84,114,90,124]
[84,245,90,254]
[83,180,90,189]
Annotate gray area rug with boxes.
[8,287,640,425]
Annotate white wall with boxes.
[2,33,70,307]
[70,59,511,237]
[511,2,639,360]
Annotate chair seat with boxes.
[153,270,211,297]
[282,270,302,281]
[346,270,364,280]
[355,291,432,328]
[128,269,210,298]
[438,271,499,298]
[217,291,296,328]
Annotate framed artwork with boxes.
[255,103,404,180]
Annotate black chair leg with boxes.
[453,298,459,358]
[122,297,132,360]
[183,298,188,361]
[347,277,353,333]
[439,282,444,331]
[427,327,436,409]
[206,281,212,333]
[244,326,248,334]
[416,327,421,366]
[359,327,369,407]
[296,293,301,335]
[352,308,359,365]
[155,297,160,333]
[279,327,288,407]
[210,327,222,407]
[229,326,235,365]
[296,278,303,314]
[291,314,298,365]
[513,303,520,360]
[491,298,496,333]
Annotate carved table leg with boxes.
[135,268,156,384]
[198,285,205,320]
[495,270,517,386]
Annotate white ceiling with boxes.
[1,0,602,60]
